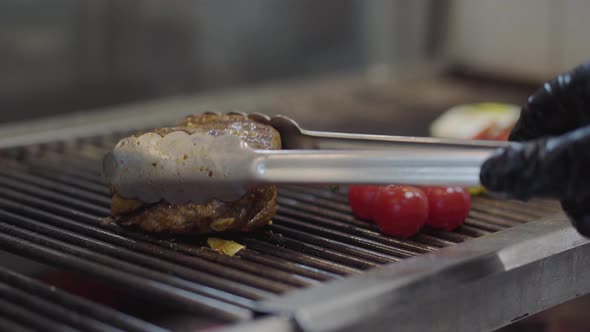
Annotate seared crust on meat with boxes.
[110,114,281,234]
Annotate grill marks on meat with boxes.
[110,114,281,234]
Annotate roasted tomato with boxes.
[372,186,428,238]
[472,124,497,140]
[493,125,513,141]
[473,123,513,141]
[348,185,380,220]
[422,186,471,231]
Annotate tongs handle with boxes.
[256,114,510,151]
[241,115,505,187]
[251,148,493,187]
[292,130,510,151]
[106,130,504,204]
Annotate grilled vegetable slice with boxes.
[429,103,519,139]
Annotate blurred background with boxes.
[2,1,590,331]
[2,0,590,124]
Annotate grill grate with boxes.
[0,136,562,329]
[0,265,164,332]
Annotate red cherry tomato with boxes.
[372,186,428,238]
[472,124,496,140]
[348,185,379,220]
[422,186,471,231]
[493,125,513,141]
[472,123,513,141]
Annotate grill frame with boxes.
[0,74,589,332]
[220,218,590,332]
[251,214,590,332]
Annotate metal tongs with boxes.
[103,112,510,204]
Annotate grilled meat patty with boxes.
[110,114,281,234]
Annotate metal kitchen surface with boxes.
[0,73,588,332]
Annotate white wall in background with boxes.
[447,0,590,81]
[561,0,590,69]
[360,0,430,67]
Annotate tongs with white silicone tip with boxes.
[103,112,510,204]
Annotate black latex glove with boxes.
[480,61,590,236]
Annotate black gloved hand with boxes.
[480,61,590,236]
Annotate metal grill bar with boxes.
[0,169,354,284]
[0,227,253,321]
[0,297,76,332]
[473,196,561,216]
[237,249,338,280]
[238,238,361,276]
[0,190,323,291]
[0,198,270,304]
[0,168,319,287]
[0,210,280,299]
[0,174,110,216]
[273,214,428,258]
[28,166,109,196]
[0,266,165,332]
[0,317,37,332]
[0,281,119,332]
[110,229,321,286]
[0,167,111,206]
[265,224,399,264]
[276,201,448,250]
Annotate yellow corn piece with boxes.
[207,237,246,256]
[210,218,235,232]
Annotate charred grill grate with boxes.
[0,136,562,329]
[0,265,164,332]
